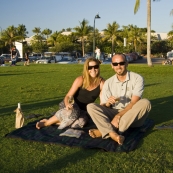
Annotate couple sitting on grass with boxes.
[36,54,151,145]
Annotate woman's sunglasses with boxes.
[112,61,126,66]
[88,65,99,70]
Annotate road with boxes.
[133,57,165,64]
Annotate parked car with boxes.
[84,52,106,61]
[57,56,78,64]
[0,56,5,65]
[102,58,112,64]
[1,54,11,62]
[35,56,56,64]
[54,54,63,62]
[167,52,173,61]
[29,53,42,62]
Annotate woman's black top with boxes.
[74,85,100,111]
[12,49,17,56]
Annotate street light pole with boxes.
[0,26,2,39]
[0,27,2,54]
[93,14,100,57]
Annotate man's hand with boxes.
[111,115,121,128]
[105,96,119,107]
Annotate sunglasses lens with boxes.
[88,65,99,70]
[112,62,125,66]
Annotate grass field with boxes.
[0,62,173,173]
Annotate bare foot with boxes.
[89,129,102,138]
[36,119,48,129]
[109,132,125,145]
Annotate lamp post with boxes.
[93,13,100,57]
[0,27,2,54]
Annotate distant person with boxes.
[24,50,30,66]
[95,46,101,60]
[36,57,105,129]
[11,46,18,66]
[87,54,151,145]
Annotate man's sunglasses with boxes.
[88,65,99,70]
[112,61,126,66]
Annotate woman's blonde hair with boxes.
[82,57,100,89]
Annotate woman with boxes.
[36,57,105,129]
[24,50,30,66]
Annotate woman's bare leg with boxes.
[36,115,60,129]
[89,129,102,138]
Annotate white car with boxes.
[167,52,173,61]
[102,58,112,64]
[57,56,78,64]
[35,56,56,64]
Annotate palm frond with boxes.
[170,9,173,16]
[134,0,140,14]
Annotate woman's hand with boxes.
[65,104,73,110]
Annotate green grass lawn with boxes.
[0,62,173,173]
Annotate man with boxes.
[87,54,151,145]
[11,46,18,66]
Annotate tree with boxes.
[66,28,72,32]
[31,27,46,52]
[134,0,155,66]
[103,21,120,57]
[42,28,52,40]
[1,25,18,49]
[170,9,173,15]
[73,19,92,57]
[16,24,28,42]
[47,31,61,47]
[127,25,145,52]
[32,27,42,42]
[42,28,52,46]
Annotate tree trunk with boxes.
[82,39,85,57]
[111,38,114,57]
[147,0,153,66]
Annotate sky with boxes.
[0,0,173,37]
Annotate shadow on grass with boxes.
[145,83,161,87]
[0,97,63,117]
[0,73,34,76]
[26,149,97,173]
[149,95,173,124]
[1,94,173,125]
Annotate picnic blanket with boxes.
[5,118,154,152]
[155,124,173,130]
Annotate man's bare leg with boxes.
[89,129,125,145]
[109,132,125,145]
[36,116,60,129]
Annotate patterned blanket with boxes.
[5,118,154,152]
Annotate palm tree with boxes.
[134,0,155,66]
[42,28,52,46]
[103,21,120,57]
[170,9,173,15]
[16,24,28,42]
[32,27,42,42]
[128,25,144,52]
[66,28,72,32]
[73,19,92,57]
[47,31,61,47]
[42,28,52,40]
[1,25,18,49]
